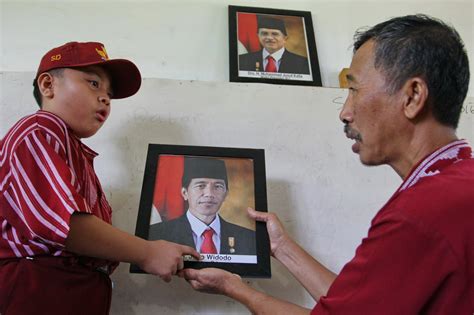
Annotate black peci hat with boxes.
[182,157,228,189]
[257,15,287,35]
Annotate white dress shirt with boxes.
[186,210,221,253]
[262,47,285,72]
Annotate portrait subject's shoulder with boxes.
[148,215,189,239]
[239,50,262,61]
[220,217,255,235]
[283,49,306,60]
[238,51,263,71]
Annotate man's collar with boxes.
[263,47,285,61]
[186,210,221,237]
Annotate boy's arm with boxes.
[65,212,200,282]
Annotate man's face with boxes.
[339,40,405,167]
[258,28,287,54]
[44,66,113,138]
[182,178,228,221]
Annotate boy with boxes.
[0,41,200,315]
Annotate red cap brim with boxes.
[99,59,142,99]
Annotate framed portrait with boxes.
[229,5,322,87]
[130,144,271,278]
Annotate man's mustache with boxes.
[344,124,362,141]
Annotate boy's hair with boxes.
[353,14,470,128]
[32,68,64,108]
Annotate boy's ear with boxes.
[401,77,429,120]
[37,72,55,100]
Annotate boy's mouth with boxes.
[96,110,107,122]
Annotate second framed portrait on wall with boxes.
[229,5,322,86]
[130,144,271,278]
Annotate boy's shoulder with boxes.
[1,110,69,156]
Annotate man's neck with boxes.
[390,121,458,179]
[263,47,285,57]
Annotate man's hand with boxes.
[247,207,290,258]
[140,240,201,282]
[180,267,312,314]
[179,268,242,295]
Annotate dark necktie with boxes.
[265,56,277,72]
[201,228,217,254]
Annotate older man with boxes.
[181,14,473,314]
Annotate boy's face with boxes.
[43,66,113,138]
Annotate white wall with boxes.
[1,0,473,95]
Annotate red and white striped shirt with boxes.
[0,110,113,264]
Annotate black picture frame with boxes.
[229,5,322,87]
[130,144,271,278]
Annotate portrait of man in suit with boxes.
[238,15,310,74]
[148,157,256,255]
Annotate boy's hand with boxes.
[140,240,200,282]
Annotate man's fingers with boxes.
[232,273,242,280]
[181,268,198,281]
[161,274,172,283]
[247,207,270,222]
[188,279,202,290]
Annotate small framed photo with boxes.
[130,144,271,278]
[229,5,322,87]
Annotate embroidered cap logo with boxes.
[95,46,109,61]
[51,54,61,62]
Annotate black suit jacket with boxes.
[239,49,310,74]
[148,214,256,255]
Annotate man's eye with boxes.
[89,80,99,88]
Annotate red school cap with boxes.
[36,41,141,99]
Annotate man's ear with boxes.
[37,72,55,100]
[181,187,188,201]
[401,77,429,120]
